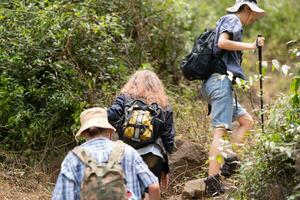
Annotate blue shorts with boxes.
[201,73,247,130]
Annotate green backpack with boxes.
[72,140,128,200]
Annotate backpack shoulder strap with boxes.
[107,140,126,169]
[72,146,99,170]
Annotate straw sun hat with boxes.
[75,107,115,139]
[226,0,265,19]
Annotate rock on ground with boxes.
[165,140,207,198]
[182,178,206,199]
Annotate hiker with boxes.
[51,107,160,200]
[107,70,175,191]
[200,0,265,197]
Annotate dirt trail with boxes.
[0,182,51,200]
[0,183,51,200]
[0,140,238,200]
[0,179,237,200]
[0,164,53,200]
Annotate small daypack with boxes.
[72,140,128,200]
[119,98,165,149]
[181,29,226,81]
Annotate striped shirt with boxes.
[51,137,158,200]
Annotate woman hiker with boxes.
[200,0,265,197]
[107,70,175,193]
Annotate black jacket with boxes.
[107,94,175,154]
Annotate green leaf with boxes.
[290,76,300,94]
[262,65,267,76]
[216,154,224,165]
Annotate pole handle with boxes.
[257,34,263,60]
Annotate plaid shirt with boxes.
[52,138,158,200]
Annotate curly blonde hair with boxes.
[121,70,169,109]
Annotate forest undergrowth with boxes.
[0,0,300,199]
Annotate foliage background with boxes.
[0,0,299,198]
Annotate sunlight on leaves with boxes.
[272,59,281,71]
[249,76,253,86]
[141,63,152,70]
[297,126,300,134]
[262,61,268,68]
[282,65,291,75]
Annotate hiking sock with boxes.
[220,156,240,178]
[204,174,225,197]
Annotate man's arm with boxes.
[161,108,175,154]
[51,173,77,200]
[52,154,80,200]
[148,183,161,200]
[133,151,160,198]
[218,32,264,51]
[107,94,126,124]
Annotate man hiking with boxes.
[52,107,160,200]
[200,0,265,197]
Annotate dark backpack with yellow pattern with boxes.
[119,98,165,149]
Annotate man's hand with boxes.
[254,36,265,48]
[160,172,169,191]
[148,183,160,200]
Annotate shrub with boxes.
[0,0,191,164]
[235,69,300,199]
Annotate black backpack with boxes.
[118,98,165,149]
[181,29,226,81]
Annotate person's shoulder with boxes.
[217,14,242,34]
[58,150,82,180]
[118,93,134,105]
[122,142,137,154]
[109,93,127,107]
[161,105,173,118]
[219,14,240,24]
[116,93,126,101]
[118,141,141,159]
[164,105,173,112]
[62,150,79,166]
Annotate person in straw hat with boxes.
[52,107,160,200]
[200,0,266,197]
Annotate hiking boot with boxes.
[204,174,225,197]
[220,156,240,178]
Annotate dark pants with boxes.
[141,153,164,182]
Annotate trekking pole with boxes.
[257,35,265,133]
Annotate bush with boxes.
[235,69,300,199]
[0,0,192,163]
